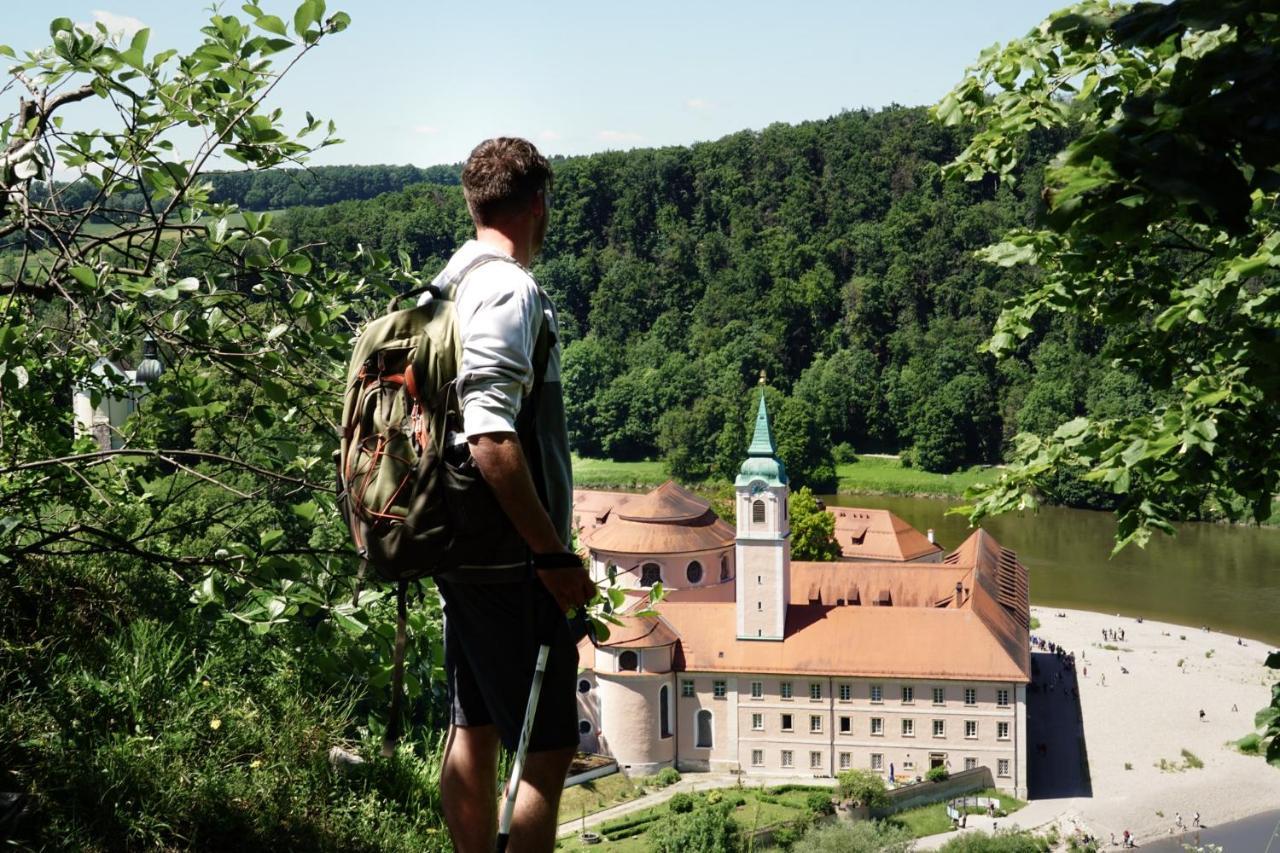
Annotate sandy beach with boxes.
[1021,605,1280,847]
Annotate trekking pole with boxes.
[496,643,551,853]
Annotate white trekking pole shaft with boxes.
[496,643,551,853]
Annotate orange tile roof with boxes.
[828,506,943,562]
[594,612,680,649]
[596,528,1030,683]
[572,489,637,537]
[581,481,735,555]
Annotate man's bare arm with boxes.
[468,432,595,611]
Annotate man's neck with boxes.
[475,227,531,267]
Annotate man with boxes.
[427,138,595,853]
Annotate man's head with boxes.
[462,137,552,256]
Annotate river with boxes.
[819,494,1280,647]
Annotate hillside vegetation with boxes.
[281,108,1148,505]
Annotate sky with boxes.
[5,1,1070,168]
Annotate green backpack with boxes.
[335,253,551,754]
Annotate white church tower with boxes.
[735,384,790,640]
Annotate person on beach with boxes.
[1192,812,1200,828]
[1199,709,1205,721]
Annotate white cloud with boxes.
[538,129,562,142]
[413,125,441,136]
[87,10,147,41]
[597,129,643,144]
[685,98,713,111]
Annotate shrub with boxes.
[789,820,914,853]
[1180,748,1204,769]
[706,790,723,805]
[926,766,950,782]
[832,442,859,464]
[938,829,1051,852]
[1030,617,1041,630]
[647,803,738,853]
[668,792,695,814]
[836,769,889,809]
[1124,762,1133,770]
[1236,733,1262,754]
[652,767,681,787]
[805,791,834,815]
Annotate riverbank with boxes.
[993,606,1278,849]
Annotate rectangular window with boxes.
[933,687,945,705]
[933,719,945,737]
[870,717,884,736]
[713,680,727,699]
[965,720,978,739]
[997,721,1010,740]
[964,688,977,706]
[809,715,822,733]
[752,713,763,731]
[902,718,915,737]
[810,751,822,769]
[750,681,763,699]
[809,682,822,701]
[780,681,793,700]
[902,686,914,704]
[751,749,764,767]
[781,713,793,732]
[998,758,1010,777]
[839,716,851,734]
[681,680,694,698]
[871,753,884,771]
[903,758,915,771]
[839,683,851,701]
[965,757,977,771]
[997,689,1010,707]
[839,752,851,770]
[781,750,794,768]
[870,685,883,704]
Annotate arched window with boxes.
[659,685,671,738]
[686,560,703,584]
[578,719,591,735]
[752,500,766,523]
[720,555,730,582]
[695,709,713,748]
[619,650,639,671]
[640,563,661,587]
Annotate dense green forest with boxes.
[280,107,1152,499]
[32,163,460,215]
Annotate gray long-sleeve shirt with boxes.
[422,240,573,549]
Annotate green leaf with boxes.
[294,0,319,35]
[49,17,74,37]
[283,254,311,275]
[291,500,318,522]
[260,378,289,404]
[327,11,350,32]
[266,323,288,341]
[0,45,16,58]
[259,528,285,551]
[130,27,150,55]
[256,14,288,36]
[68,266,97,289]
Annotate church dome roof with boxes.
[583,481,734,555]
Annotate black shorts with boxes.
[436,574,579,753]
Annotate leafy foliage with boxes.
[836,768,890,809]
[647,802,739,853]
[789,820,914,853]
[937,0,1280,549]
[788,486,841,560]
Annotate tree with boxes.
[789,487,841,561]
[836,768,889,809]
[937,0,1280,547]
[647,802,738,853]
[791,821,914,853]
[937,0,1280,763]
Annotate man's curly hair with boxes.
[461,137,552,226]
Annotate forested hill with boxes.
[36,163,461,214]
[281,106,1153,495]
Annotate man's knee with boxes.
[443,725,500,781]
[521,745,575,790]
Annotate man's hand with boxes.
[536,566,595,614]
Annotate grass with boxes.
[1030,617,1041,630]
[556,785,828,851]
[1234,733,1263,755]
[1155,749,1204,772]
[571,455,668,489]
[835,456,999,498]
[886,788,1026,839]
[558,771,642,824]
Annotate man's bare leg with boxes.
[441,723,500,853]
[508,745,574,853]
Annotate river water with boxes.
[819,494,1280,647]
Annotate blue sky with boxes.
[6,1,1069,168]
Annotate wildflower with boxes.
[210,718,222,730]
[250,759,262,769]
